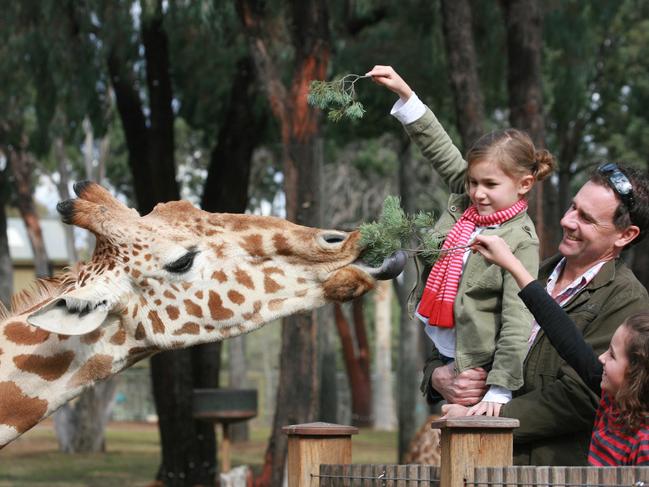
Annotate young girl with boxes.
[472,234,649,465]
[367,65,555,416]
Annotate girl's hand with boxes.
[467,400,503,417]
[365,65,413,101]
[441,403,470,418]
[470,235,516,270]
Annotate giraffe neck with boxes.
[0,314,134,446]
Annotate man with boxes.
[423,163,649,465]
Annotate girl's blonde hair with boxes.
[466,129,555,182]
[617,312,649,431]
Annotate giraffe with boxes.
[0,181,406,448]
[403,415,441,465]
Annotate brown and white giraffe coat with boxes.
[0,182,404,447]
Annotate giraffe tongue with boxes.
[364,250,408,280]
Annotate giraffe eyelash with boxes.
[164,250,200,274]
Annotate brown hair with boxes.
[466,129,555,182]
[616,312,649,431]
[590,165,649,249]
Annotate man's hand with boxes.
[430,362,488,406]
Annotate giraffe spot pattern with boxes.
[210,242,227,258]
[234,269,255,290]
[242,234,264,257]
[67,354,113,388]
[148,310,165,334]
[195,290,203,299]
[4,322,50,345]
[0,381,48,434]
[81,329,104,345]
[163,290,176,300]
[264,276,282,293]
[173,322,200,335]
[242,300,263,324]
[110,328,126,345]
[227,290,245,305]
[184,299,203,318]
[211,270,227,283]
[273,233,292,256]
[208,291,234,321]
[14,351,75,381]
[268,298,286,311]
[135,323,146,340]
[166,305,180,320]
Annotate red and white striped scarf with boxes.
[417,199,528,328]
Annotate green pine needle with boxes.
[308,74,368,122]
[359,196,444,267]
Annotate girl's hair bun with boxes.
[534,149,556,181]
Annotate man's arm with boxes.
[422,350,488,406]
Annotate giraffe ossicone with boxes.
[0,181,405,447]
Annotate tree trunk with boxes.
[333,300,372,427]
[7,144,52,278]
[53,136,79,264]
[54,380,117,453]
[51,135,121,454]
[501,0,557,257]
[237,1,330,485]
[372,280,396,431]
[106,2,216,484]
[394,140,425,461]
[227,336,249,442]
[318,304,339,423]
[199,53,265,446]
[440,0,486,151]
[0,164,13,306]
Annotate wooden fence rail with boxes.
[316,465,649,487]
[471,466,648,487]
[317,464,440,486]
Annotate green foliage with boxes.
[359,196,443,267]
[308,74,368,122]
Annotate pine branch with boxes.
[307,74,368,122]
[359,196,447,267]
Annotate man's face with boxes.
[559,181,627,268]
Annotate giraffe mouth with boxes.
[354,250,408,280]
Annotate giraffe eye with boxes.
[164,250,199,274]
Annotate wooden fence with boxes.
[315,465,649,486]
[282,419,649,487]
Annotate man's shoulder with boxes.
[605,259,648,298]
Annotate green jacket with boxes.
[501,254,649,466]
[407,108,538,391]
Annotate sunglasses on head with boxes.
[597,162,635,212]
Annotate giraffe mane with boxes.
[0,264,81,322]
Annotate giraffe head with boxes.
[25,182,405,350]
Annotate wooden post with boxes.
[282,422,358,487]
[430,416,519,487]
[221,423,231,473]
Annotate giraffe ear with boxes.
[26,298,110,335]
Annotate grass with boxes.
[0,421,398,485]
